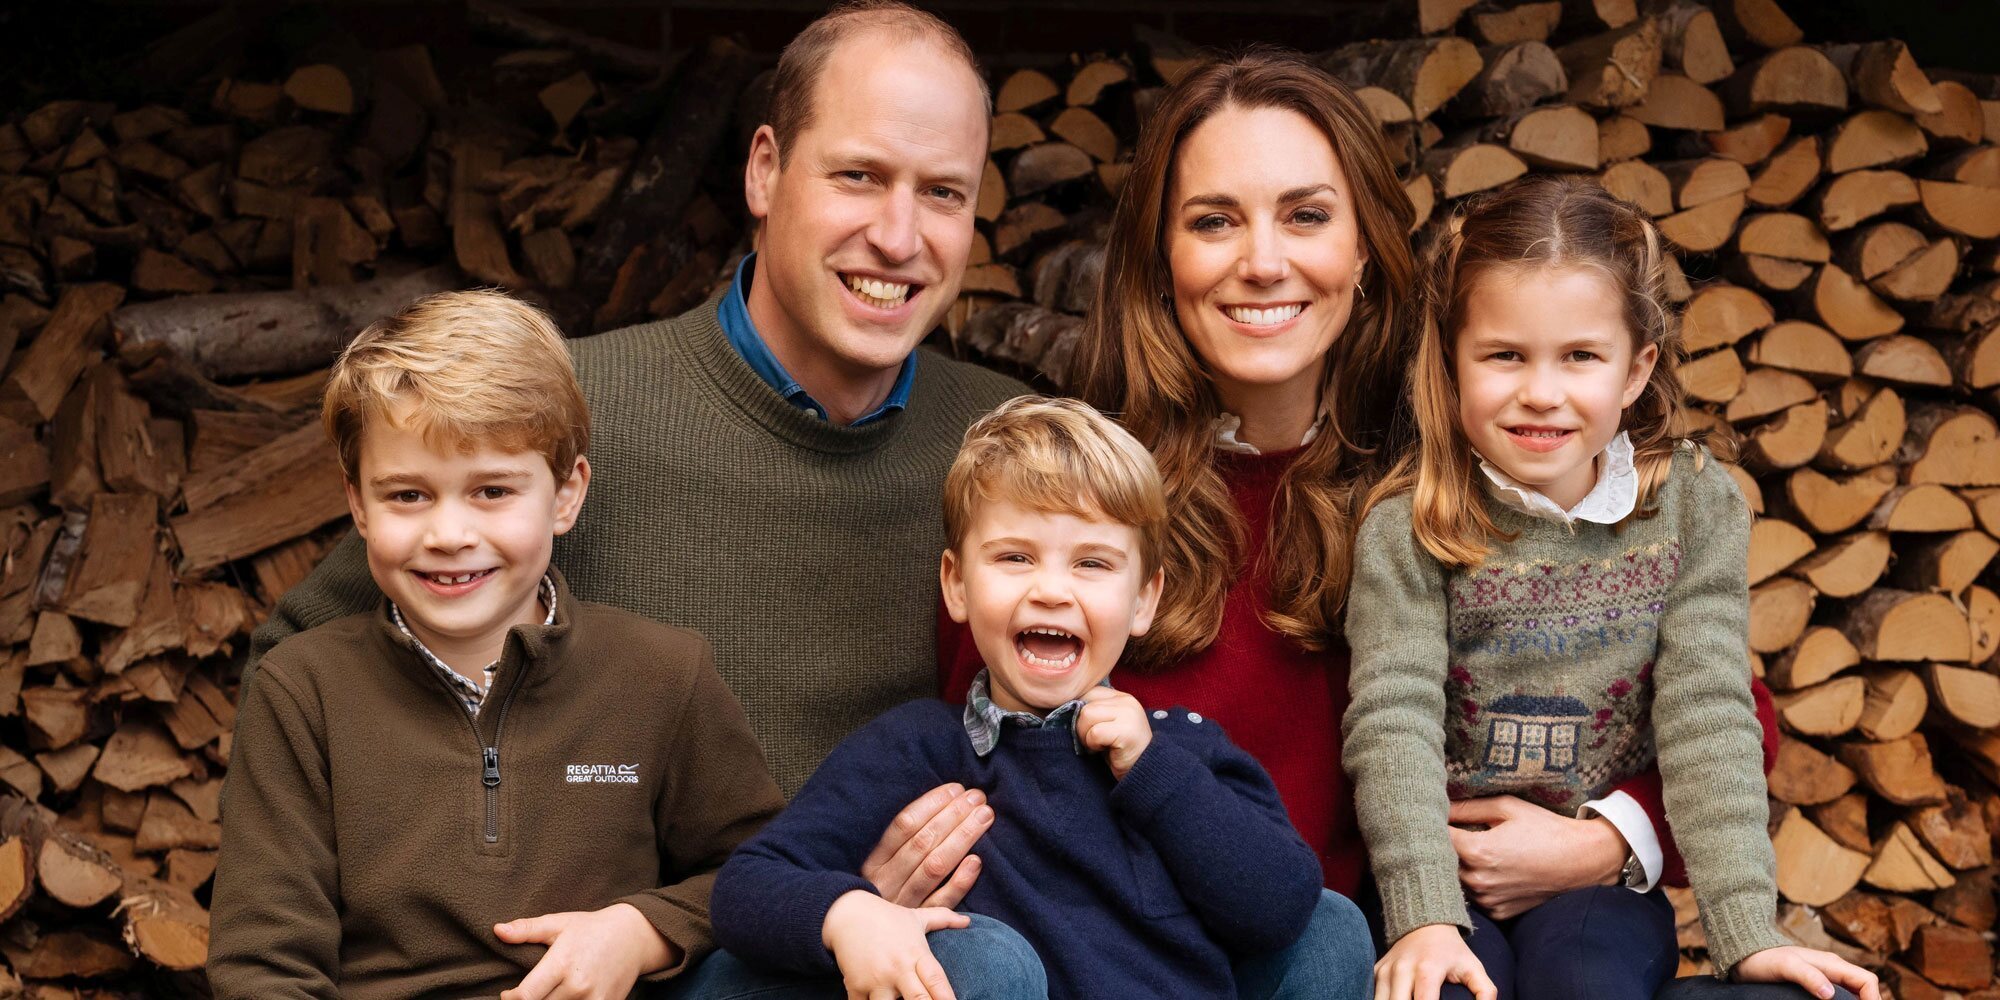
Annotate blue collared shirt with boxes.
[717,254,917,426]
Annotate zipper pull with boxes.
[482,747,501,788]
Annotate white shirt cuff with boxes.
[1578,791,1662,893]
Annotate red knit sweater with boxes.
[939,447,1778,893]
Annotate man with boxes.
[250,1,1022,802]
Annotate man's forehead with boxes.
[806,31,987,146]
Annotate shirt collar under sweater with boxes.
[1477,431,1639,526]
[717,253,916,427]
[388,574,557,718]
[1211,404,1330,456]
[963,668,1107,757]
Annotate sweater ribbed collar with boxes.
[676,285,915,455]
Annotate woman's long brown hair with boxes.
[1074,48,1417,665]
[1364,176,1694,569]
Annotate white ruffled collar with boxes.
[1212,405,1330,456]
[1478,431,1638,525]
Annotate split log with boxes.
[1744,397,1827,471]
[1723,46,1847,117]
[1746,320,1848,380]
[1907,923,1993,990]
[1795,264,1901,341]
[1821,41,1943,116]
[1856,667,1927,741]
[1901,407,2000,487]
[1452,42,1567,118]
[1748,135,1822,207]
[1066,60,1130,107]
[1916,180,2000,239]
[1482,105,1597,171]
[1843,589,1971,662]
[1926,663,2000,730]
[1727,366,1814,424]
[1790,529,1889,598]
[1556,19,1661,111]
[996,69,1060,114]
[1774,807,1870,905]
[1713,0,1804,51]
[0,283,124,425]
[1870,237,1959,302]
[1471,2,1562,46]
[1770,737,1856,804]
[169,421,349,573]
[1776,675,1863,736]
[1682,284,1774,351]
[1599,160,1672,216]
[1748,517,1815,583]
[1702,113,1791,164]
[1916,81,1985,149]
[1769,626,1861,689]
[1631,74,1725,132]
[1659,191,1745,252]
[1322,38,1483,121]
[1865,821,1955,891]
[1423,140,1528,198]
[1891,531,1999,595]
[1817,385,1904,470]
[1677,348,1744,405]
[1656,0,1734,85]
[1868,484,1974,532]
[1825,110,1929,174]
[1839,734,1949,806]
[1598,113,1652,162]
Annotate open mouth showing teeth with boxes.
[843,273,916,310]
[1509,428,1574,439]
[1015,626,1082,669]
[1223,303,1305,326]
[419,568,495,586]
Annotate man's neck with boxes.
[744,267,901,427]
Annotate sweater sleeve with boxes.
[243,531,380,695]
[207,663,341,1000]
[1617,672,1778,887]
[1340,498,1469,945]
[1110,716,1323,955]
[620,648,787,980]
[709,706,944,976]
[1652,455,1789,973]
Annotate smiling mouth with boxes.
[842,273,920,310]
[1015,626,1082,670]
[412,568,498,593]
[1221,303,1306,326]
[1506,427,1576,451]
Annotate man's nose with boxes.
[867,186,922,264]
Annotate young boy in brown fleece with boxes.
[209,290,783,1000]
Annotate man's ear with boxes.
[1623,341,1661,409]
[743,125,782,223]
[940,548,970,624]
[1128,567,1165,638]
[343,477,370,540]
[552,455,591,536]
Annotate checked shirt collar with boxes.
[962,668,1108,758]
[388,574,557,718]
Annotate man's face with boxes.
[744,32,988,388]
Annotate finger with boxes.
[867,988,895,1000]
[916,906,973,932]
[861,783,962,876]
[1457,960,1499,1000]
[877,788,984,906]
[1815,956,1879,999]
[917,953,958,1000]
[1413,966,1445,1000]
[494,914,564,944]
[1389,958,1416,1000]
[1447,826,1481,862]
[1373,959,1390,1000]
[1784,956,1835,999]
[1080,686,1121,703]
[1447,797,1510,826]
[501,954,564,1000]
[920,853,983,910]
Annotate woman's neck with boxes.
[1214,368,1324,454]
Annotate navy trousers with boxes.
[1438,886,1679,1000]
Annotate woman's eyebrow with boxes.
[1279,183,1336,203]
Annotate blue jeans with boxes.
[1440,886,1679,1000]
[1656,981,1859,1000]
[662,889,1373,999]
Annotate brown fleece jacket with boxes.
[209,570,783,1000]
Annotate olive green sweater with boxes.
[1342,447,1788,972]
[210,571,785,999]
[247,288,1026,795]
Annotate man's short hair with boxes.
[767,0,991,163]
[323,289,589,483]
[943,396,1167,576]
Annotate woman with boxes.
[939,46,1776,946]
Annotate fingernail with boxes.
[974,805,993,823]
[966,790,985,805]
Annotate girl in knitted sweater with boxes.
[1343,177,1878,1000]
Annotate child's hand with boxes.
[494,902,674,1000]
[1373,924,1496,1000]
[1077,687,1153,779]
[1733,945,1880,1000]
[822,890,970,1000]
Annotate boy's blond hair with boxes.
[943,396,1167,575]
[323,289,589,482]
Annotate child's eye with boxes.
[1077,558,1111,571]
[1568,350,1600,363]
[1489,350,1519,363]
[390,490,425,504]
[477,486,514,501]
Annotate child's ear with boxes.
[343,478,370,539]
[552,456,591,536]
[1622,341,1661,409]
[1128,566,1165,638]
[940,548,971,624]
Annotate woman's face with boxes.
[1166,103,1368,407]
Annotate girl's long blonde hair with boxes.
[1074,49,1418,665]
[1366,176,1695,569]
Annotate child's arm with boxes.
[493,656,787,992]
[709,704,949,977]
[207,666,341,1000]
[1651,456,1792,973]
[1340,499,1469,946]
[1101,694,1323,954]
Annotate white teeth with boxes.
[1022,627,1074,638]
[427,570,487,585]
[1224,303,1304,326]
[845,274,911,308]
[1513,429,1571,438]
[1021,650,1077,669]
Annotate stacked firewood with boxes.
[0,0,1997,993]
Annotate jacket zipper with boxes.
[481,686,520,844]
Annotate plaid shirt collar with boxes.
[962,668,1105,758]
[388,574,558,718]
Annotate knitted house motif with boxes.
[1479,693,1591,784]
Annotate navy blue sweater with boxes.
[710,699,1323,999]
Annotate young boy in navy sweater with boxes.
[710,396,1325,999]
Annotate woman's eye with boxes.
[1291,208,1330,226]
[1190,214,1230,233]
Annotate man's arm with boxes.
[208,666,341,999]
[1111,718,1324,955]
[244,531,380,694]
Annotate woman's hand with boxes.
[1373,924,1496,1000]
[1448,796,1626,919]
[1734,945,1880,1000]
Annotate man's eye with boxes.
[928,185,964,202]
[838,170,870,183]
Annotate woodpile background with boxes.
[0,0,1994,994]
